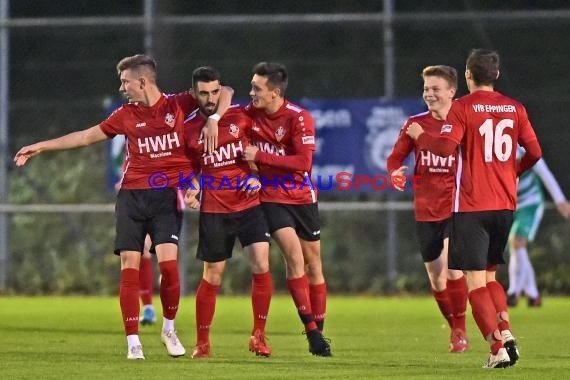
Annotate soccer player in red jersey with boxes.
[242,62,331,357]
[387,65,469,353]
[406,49,542,368]
[14,54,233,360]
[115,154,158,326]
[182,66,273,359]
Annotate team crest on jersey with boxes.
[441,124,452,133]
[228,123,240,138]
[275,126,286,142]
[165,113,175,128]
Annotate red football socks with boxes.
[287,275,317,332]
[158,260,180,320]
[195,278,220,344]
[309,282,327,332]
[119,268,140,336]
[431,288,454,329]
[139,256,154,306]
[447,276,468,331]
[469,286,503,353]
[487,280,511,331]
[251,271,273,333]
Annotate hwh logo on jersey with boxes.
[137,132,181,154]
[419,150,455,168]
[254,141,285,156]
[203,141,244,165]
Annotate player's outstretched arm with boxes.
[14,125,108,167]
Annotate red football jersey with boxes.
[441,90,539,212]
[387,112,456,221]
[185,105,259,213]
[100,92,197,189]
[245,100,317,205]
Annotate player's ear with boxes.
[139,77,145,89]
[496,70,500,80]
[272,88,280,99]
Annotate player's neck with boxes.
[140,87,163,107]
[431,105,451,121]
[469,84,494,93]
[264,97,285,115]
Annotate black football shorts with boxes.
[114,188,182,255]
[197,205,270,263]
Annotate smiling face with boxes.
[422,75,456,120]
[249,74,281,112]
[194,80,221,116]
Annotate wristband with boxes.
[208,113,221,122]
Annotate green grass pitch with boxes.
[1,295,569,379]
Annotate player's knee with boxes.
[305,261,323,276]
[431,276,447,292]
[203,264,225,285]
[203,273,223,286]
[250,261,269,274]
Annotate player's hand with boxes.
[241,175,261,197]
[184,187,200,209]
[14,143,44,167]
[390,166,408,191]
[201,118,219,154]
[406,122,424,141]
[243,145,259,162]
[556,201,570,219]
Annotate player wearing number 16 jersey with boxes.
[406,49,541,368]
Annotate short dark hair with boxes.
[252,62,288,97]
[116,54,157,83]
[421,65,458,89]
[466,49,500,86]
[192,66,222,88]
